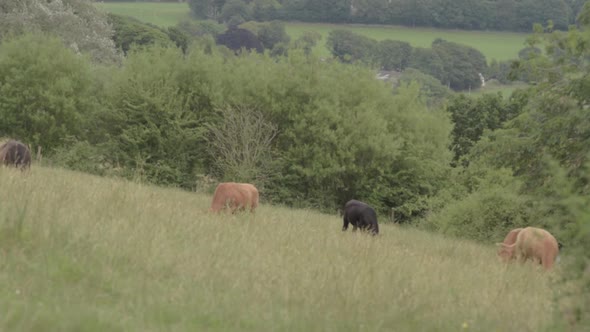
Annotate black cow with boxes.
[0,140,31,170]
[342,199,379,235]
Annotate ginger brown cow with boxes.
[209,182,259,213]
[500,228,523,262]
[0,139,31,170]
[496,227,559,270]
[501,228,523,247]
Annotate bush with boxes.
[419,167,530,241]
[0,34,100,152]
[108,14,174,55]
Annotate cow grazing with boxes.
[500,228,523,261]
[0,139,31,170]
[209,182,259,213]
[496,227,559,270]
[342,199,379,235]
[500,227,563,260]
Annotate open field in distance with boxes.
[95,2,530,61]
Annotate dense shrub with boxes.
[108,13,174,54]
[0,34,100,152]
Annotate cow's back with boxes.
[210,182,259,213]
[515,227,559,269]
[343,199,379,235]
[0,140,31,169]
[502,228,523,245]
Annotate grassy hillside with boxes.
[0,166,561,331]
[94,2,529,61]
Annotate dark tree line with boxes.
[188,0,583,32]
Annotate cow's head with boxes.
[495,243,515,262]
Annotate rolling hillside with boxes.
[0,166,561,331]
[95,2,529,61]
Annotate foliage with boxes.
[251,0,281,21]
[374,39,412,71]
[326,29,377,64]
[0,34,100,152]
[97,46,214,188]
[408,47,445,85]
[108,13,174,54]
[274,0,575,32]
[188,0,226,20]
[418,165,531,242]
[175,19,226,38]
[220,0,252,27]
[396,68,452,107]
[485,59,514,84]
[215,27,264,53]
[430,39,488,91]
[0,0,120,63]
[165,26,190,53]
[256,21,290,50]
[446,92,526,164]
[291,31,322,55]
[205,104,278,186]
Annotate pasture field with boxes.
[0,166,564,331]
[95,2,529,61]
[95,1,193,27]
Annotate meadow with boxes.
[0,166,564,331]
[95,2,530,61]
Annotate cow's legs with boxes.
[342,216,349,231]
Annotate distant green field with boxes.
[95,1,193,27]
[95,2,530,61]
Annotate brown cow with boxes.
[0,139,31,170]
[209,182,259,213]
[500,228,523,261]
[496,227,559,270]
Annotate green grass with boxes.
[465,81,529,97]
[95,1,192,27]
[0,165,564,331]
[285,22,529,61]
[95,2,529,62]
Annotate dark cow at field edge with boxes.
[0,139,31,170]
[342,199,379,235]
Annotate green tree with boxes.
[409,47,445,84]
[0,0,119,63]
[257,21,290,50]
[0,34,100,151]
[107,14,174,55]
[431,39,488,91]
[291,31,322,55]
[220,0,252,26]
[446,93,525,164]
[206,104,278,186]
[100,46,216,188]
[252,0,281,21]
[375,39,412,71]
[396,68,452,107]
[326,29,377,64]
[189,0,227,20]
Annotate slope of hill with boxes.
[0,166,559,331]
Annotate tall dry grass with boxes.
[0,166,563,331]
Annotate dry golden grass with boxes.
[0,166,564,331]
